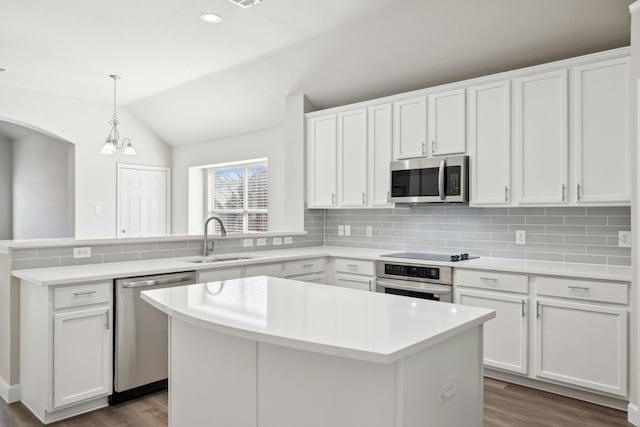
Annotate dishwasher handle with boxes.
[121,275,195,288]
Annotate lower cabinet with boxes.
[53,306,111,408]
[20,280,113,424]
[535,298,627,396]
[455,288,528,374]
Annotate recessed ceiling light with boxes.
[0,67,5,72]
[200,13,222,24]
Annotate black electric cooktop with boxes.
[382,252,479,263]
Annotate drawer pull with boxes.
[521,300,526,318]
[568,286,590,292]
[303,264,314,268]
[536,301,541,319]
[480,277,498,282]
[73,291,97,297]
[346,264,358,268]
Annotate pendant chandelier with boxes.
[100,74,136,155]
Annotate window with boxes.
[205,160,268,234]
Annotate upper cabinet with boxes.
[573,57,630,205]
[393,96,427,160]
[337,109,368,207]
[307,115,337,208]
[469,81,512,205]
[428,88,466,156]
[515,70,569,205]
[306,47,630,209]
[368,104,394,207]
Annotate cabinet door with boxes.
[244,263,283,278]
[335,274,374,292]
[573,58,630,205]
[428,88,466,155]
[535,298,627,396]
[469,81,512,205]
[53,306,111,408]
[456,289,528,374]
[307,115,337,207]
[393,96,427,160]
[337,109,368,207]
[368,104,393,207]
[515,70,568,205]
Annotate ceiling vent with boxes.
[227,0,262,8]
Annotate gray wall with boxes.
[0,138,11,240]
[11,133,74,239]
[324,206,631,266]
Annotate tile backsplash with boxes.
[8,206,631,268]
[10,210,324,270]
[323,206,631,266]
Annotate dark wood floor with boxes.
[0,379,631,427]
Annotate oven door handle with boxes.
[376,278,452,295]
[438,159,446,200]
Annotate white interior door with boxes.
[118,165,170,237]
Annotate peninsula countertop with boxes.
[12,246,632,285]
[141,275,495,363]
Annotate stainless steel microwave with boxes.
[390,155,469,203]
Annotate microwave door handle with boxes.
[438,159,446,200]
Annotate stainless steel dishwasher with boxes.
[110,271,197,404]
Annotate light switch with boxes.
[243,239,253,248]
[284,236,293,245]
[619,231,631,248]
[256,238,267,247]
[344,225,351,236]
[73,247,92,259]
[515,230,526,245]
[95,205,102,215]
[338,225,344,236]
[366,226,373,237]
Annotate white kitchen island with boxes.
[142,276,495,427]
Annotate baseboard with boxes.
[0,376,21,403]
[485,369,628,411]
[628,403,638,426]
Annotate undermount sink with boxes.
[187,256,254,264]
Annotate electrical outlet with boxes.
[94,205,102,215]
[256,238,267,247]
[515,230,526,245]
[338,225,344,236]
[440,374,456,405]
[242,239,253,248]
[272,237,282,246]
[284,236,293,245]
[366,226,373,237]
[73,247,92,259]
[619,231,631,248]
[344,225,351,236]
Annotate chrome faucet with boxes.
[203,216,227,257]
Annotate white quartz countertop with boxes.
[12,246,631,286]
[141,276,495,363]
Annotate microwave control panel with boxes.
[446,166,461,196]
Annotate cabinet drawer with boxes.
[333,258,375,276]
[198,268,243,283]
[454,269,528,293]
[536,277,628,305]
[283,258,326,277]
[288,273,326,285]
[335,273,374,292]
[245,263,283,278]
[53,282,111,310]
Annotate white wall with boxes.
[0,84,172,238]
[0,137,11,240]
[11,133,74,239]
[172,127,291,234]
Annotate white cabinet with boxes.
[337,109,368,207]
[393,96,427,160]
[198,268,244,283]
[573,57,630,205]
[455,288,528,375]
[245,263,283,278]
[20,280,113,424]
[535,298,627,396]
[428,88,466,156]
[368,104,394,207]
[53,306,111,408]
[307,115,337,207]
[469,81,512,206]
[515,70,569,205]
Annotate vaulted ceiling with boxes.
[0,0,632,146]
